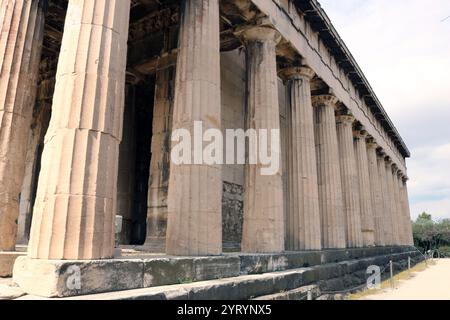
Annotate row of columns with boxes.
[0,0,413,261]
[305,95,414,250]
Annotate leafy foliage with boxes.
[413,212,450,253]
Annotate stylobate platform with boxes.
[12,246,422,298]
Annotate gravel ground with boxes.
[362,259,450,300]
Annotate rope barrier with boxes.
[316,249,449,299]
[318,248,428,297]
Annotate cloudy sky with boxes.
[319,0,450,221]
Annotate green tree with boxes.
[413,212,435,252]
[435,219,450,247]
[413,213,450,254]
[417,212,432,222]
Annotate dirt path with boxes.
[362,259,450,300]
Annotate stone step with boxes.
[252,285,321,300]
[14,246,418,298]
[15,250,422,300]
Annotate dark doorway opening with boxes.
[130,79,155,245]
[118,78,155,246]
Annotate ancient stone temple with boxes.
[0,0,418,299]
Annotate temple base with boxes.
[12,246,421,298]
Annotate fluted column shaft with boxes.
[280,67,321,251]
[367,143,385,246]
[28,0,131,260]
[392,168,404,245]
[397,174,407,245]
[312,95,346,249]
[393,171,405,245]
[336,115,363,248]
[0,0,45,251]
[385,161,400,245]
[400,177,414,245]
[354,132,375,246]
[241,26,284,253]
[166,0,222,256]
[377,153,393,245]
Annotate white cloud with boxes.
[319,0,450,130]
[408,143,450,201]
[411,199,450,222]
[319,0,450,219]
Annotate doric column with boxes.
[28,0,131,260]
[385,159,400,245]
[367,141,385,246]
[312,95,346,249]
[392,166,404,245]
[0,0,45,251]
[240,26,284,253]
[393,169,405,245]
[353,129,375,247]
[165,0,223,256]
[401,176,414,246]
[396,172,407,245]
[377,151,393,245]
[145,67,174,251]
[336,113,363,248]
[279,66,321,251]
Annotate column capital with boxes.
[353,129,368,140]
[385,156,393,165]
[366,138,378,150]
[377,148,386,158]
[279,66,315,81]
[311,94,339,109]
[367,143,378,150]
[335,114,355,125]
[239,25,282,44]
[392,164,400,173]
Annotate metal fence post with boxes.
[390,260,394,289]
